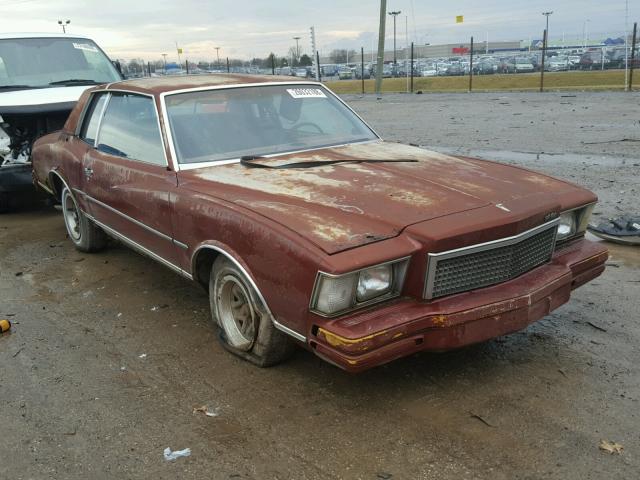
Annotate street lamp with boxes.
[292,36,301,64]
[215,47,221,70]
[388,10,401,65]
[161,53,167,73]
[542,11,553,45]
[583,19,591,48]
[57,19,70,33]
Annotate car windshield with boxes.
[0,37,121,88]
[165,84,378,165]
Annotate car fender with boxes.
[191,239,307,343]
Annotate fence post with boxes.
[540,29,547,92]
[410,42,414,93]
[630,22,637,91]
[361,47,365,94]
[469,36,474,92]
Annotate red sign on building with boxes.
[452,47,469,54]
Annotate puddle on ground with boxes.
[586,232,640,268]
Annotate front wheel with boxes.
[61,187,107,252]
[209,256,295,367]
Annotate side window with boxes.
[79,93,107,146]
[96,93,165,166]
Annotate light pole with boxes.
[388,10,401,65]
[215,47,221,70]
[625,0,629,91]
[583,19,590,48]
[161,53,167,73]
[292,36,301,64]
[57,19,70,33]
[542,11,553,42]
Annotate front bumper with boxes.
[310,239,607,373]
[0,163,33,193]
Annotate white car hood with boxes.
[0,85,90,107]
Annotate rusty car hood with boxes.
[179,141,579,254]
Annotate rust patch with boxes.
[318,327,389,348]
[431,315,448,327]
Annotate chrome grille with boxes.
[424,220,559,299]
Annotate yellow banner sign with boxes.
[456,15,464,24]
[177,48,183,54]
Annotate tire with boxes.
[209,256,295,367]
[61,187,107,252]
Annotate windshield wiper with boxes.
[48,79,102,86]
[240,155,418,169]
[0,84,44,90]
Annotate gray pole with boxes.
[375,0,387,96]
[469,36,474,93]
[388,11,401,65]
[625,0,629,90]
[540,29,547,92]
[629,22,637,91]
[542,12,553,47]
[293,36,301,63]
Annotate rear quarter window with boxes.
[79,93,108,145]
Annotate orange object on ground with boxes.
[0,319,11,333]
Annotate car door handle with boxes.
[84,167,93,178]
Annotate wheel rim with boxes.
[217,274,257,350]
[63,192,82,242]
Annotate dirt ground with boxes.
[1,91,639,480]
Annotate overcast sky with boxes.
[1,0,637,61]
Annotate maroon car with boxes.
[32,75,608,372]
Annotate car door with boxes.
[82,91,179,267]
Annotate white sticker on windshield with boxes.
[286,88,327,99]
[72,43,98,52]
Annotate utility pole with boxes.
[310,26,319,81]
[388,10,401,65]
[57,19,70,33]
[292,36,301,64]
[583,19,590,48]
[161,53,167,73]
[375,0,388,96]
[629,22,637,91]
[542,11,553,47]
[540,29,547,92]
[624,0,629,91]
[215,47,221,70]
[175,41,182,67]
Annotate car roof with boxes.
[102,74,317,96]
[0,32,95,40]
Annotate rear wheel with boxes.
[61,187,107,252]
[209,256,295,367]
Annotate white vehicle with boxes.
[421,68,438,77]
[0,33,122,210]
[514,57,535,73]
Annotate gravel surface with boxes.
[1,92,639,480]
[345,91,640,219]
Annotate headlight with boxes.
[556,212,577,241]
[357,264,392,302]
[310,258,409,317]
[556,204,594,243]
